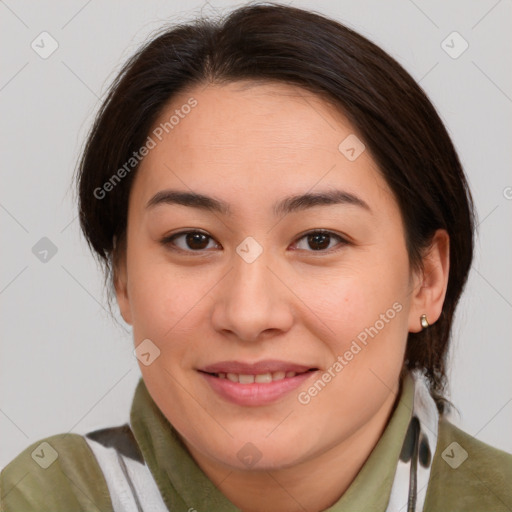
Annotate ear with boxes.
[113,237,133,326]
[408,229,450,333]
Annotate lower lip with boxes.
[200,371,316,406]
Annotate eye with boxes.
[161,229,349,254]
[161,230,220,253]
[292,230,348,253]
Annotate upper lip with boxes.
[199,360,317,374]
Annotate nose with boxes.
[211,248,294,343]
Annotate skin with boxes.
[114,81,449,512]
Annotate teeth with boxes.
[239,374,255,384]
[254,373,272,384]
[219,371,298,384]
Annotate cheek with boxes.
[126,249,198,341]
[311,262,409,359]
[299,271,409,417]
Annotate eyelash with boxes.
[160,229,349,255]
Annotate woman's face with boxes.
[115,81,426,471]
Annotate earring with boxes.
[420,314,429,329]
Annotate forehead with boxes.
[154,81,355,150]
[131,81,394,215]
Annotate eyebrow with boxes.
[145,188,371,216]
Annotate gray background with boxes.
[1,0,511,469]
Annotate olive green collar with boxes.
[130,372,414,511]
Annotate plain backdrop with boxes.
[1,0,511,469]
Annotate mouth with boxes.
[197,360,319,406]
[199,368,317,384]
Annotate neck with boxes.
[183,390,400,512]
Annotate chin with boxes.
[203,433,313,472]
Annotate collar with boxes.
[130,370,433,511]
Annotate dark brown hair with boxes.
[76,2,475,414]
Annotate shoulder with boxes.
[1,430,114,512]
[424,415,512,511]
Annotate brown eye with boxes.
[184,232,210,250]
[307,232,330,250]
[293,230,348,252]
[162,231,219,252]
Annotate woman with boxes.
[1,3,511,511]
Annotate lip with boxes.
[198,360,318,407]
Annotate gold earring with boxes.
[420,314,429,329]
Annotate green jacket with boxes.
[1,374,511,511]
